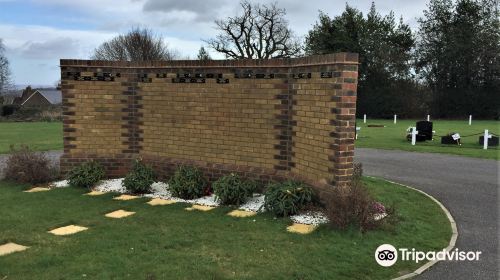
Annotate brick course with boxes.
[60,53,358,198]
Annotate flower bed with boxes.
[48,178,388,226]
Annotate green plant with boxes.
[4,145,58,184]
[263,181,314,216]
[212,173,256,205]
[168,166,207,199]
[122,159,155,194]
[67,161,105,189]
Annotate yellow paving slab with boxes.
[286,223,317,234]
[0,243,29,256]
[227,209,257,218]
[49,225,88,236]
[24,187,51,193]
[105,209,136,218]
[113,194,139,201]
[86,190,105,196]
[147,198,176,206]
[185,204,216,212]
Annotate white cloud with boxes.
[1,0,429,85]
[0,24,209,85]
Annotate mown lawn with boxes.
[0,122,62,154]
[0,177,451,280]
[356,119,499,160]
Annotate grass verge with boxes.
[0,177,451,279]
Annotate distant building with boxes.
[10,86,62,106]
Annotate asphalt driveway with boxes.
[356,148,498,280]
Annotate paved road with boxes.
[356,148,498,280]
[1,149,498,279]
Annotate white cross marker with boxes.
[411,127,418,145]
[394,114,397,124]
[483,129,492,150]
[469,115,472,125]
[363,114,366,124]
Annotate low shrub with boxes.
[122,159,155,194]
[1,105,20,117]
[168,166,207,199]
[353,162,363,179]
[212,173,256,205]
[3,105,62,122]
[263,181,314,216]
[67,161,105,189]
[325,180,396,232]
[4,145,58,184]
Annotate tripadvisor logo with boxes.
[375,244,482,267]
[375,244,398,267]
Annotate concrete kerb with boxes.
[364,176,458,280]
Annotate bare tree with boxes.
[206,1,302,59]
[0,39,12,95]
[92,28,176,61]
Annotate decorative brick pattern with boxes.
[60,53,358,199]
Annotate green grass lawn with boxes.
[0,177,451,280]
[0,122,63,154]
[1,119,497,159]
[356,119,499,160]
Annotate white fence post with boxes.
[411,127,418,145]
[469,115,472,125]
[394,114,397,124]
[427,115,430,121]
[483,129,491,150]
[363,114,366,124]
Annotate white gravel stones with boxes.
[51,180,69,188]
[143,182,171,199]
[290,211,330,225]
[374,213,388,221]
[238,194,265,212]
[144,182,220,206]
[190,194,219,207]
[94,178,126,193]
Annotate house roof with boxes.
[37,89,62,104]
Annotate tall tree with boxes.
[0,39,12,95]
[206,0,301,59]
[92,27,176,61]
[197,46,211,60]
[305,3,417,118]
[415,0,499,118]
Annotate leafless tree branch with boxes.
[205,1,302,59]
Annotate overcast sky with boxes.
[0,0,430,86]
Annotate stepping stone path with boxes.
[49,225,88,236]
[86,190,105,196]
[185,205,215,211]
[105,209,135,219]
[147,198,176,206]
[286,223,317,234]
[227,209,257,218]
[0,242,29,256]
[24,187,51,193]
[113,194,138,201]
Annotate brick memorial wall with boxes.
[60,53,358,198]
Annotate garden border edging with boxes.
[365,176,458,280]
